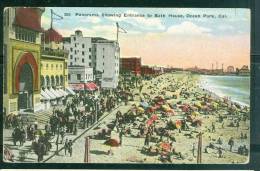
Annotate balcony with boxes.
[41,48,68,58]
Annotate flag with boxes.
[116,22,127,33]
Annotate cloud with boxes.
[166,21,211,36]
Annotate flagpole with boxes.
[116,22,119,43]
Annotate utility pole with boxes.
[84,137,90,163]
[197,132,202,164]
[50,9,63,29]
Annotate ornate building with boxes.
[3,7,45,114]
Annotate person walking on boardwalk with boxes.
[211,122,216,132]
[64,139,68,155]
[144,131,151,146]
[119,129,123,146]
[68,140,73,157]
[228,137,234,152]
[218,147,223,158]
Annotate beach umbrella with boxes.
[175,120,182,129]
[140,101,149,108]
[104,138,120,147]
[159,142,171,152]
[104,138,120,154]
[137,107,145,113]
[151,114,158,121]
[146,119,154,126]
[192,111,200,117]
[195,102,202,109]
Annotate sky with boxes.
[41,7,250,69]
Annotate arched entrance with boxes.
[15,52,38,111]
[18,63,34,110]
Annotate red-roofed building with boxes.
[43,28,63,43]
[42,28,64,50]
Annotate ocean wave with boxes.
[199,75,250,106]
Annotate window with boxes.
[68,74,71,80]
[70,48,73,52]
[65,62,67,68]
[70,62,72,66]
[70,55,73,59]
[74,37,76,41]
[51,64,53,69]
[82,51,85,55]
[75,43,77,47]
[89,62,91,67]
[46,64,48,69]
[75,58,77,62]
[15,27,36,43]
[103,62,104,66]
[77,74,81,80]
[82,44,85,48]
[89,48,91,52]
[89,55,91,59]
[103,55,104,58]
[82,58,84,63]
[74,50,77,54]
[60,64,62,69]
[56,64,58,68]
[86,74,88,79]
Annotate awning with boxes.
[44,89,57,99]
[69,83,84,91]
[41,90,51,100]
[84,82,98,91]
[50,88,63,98]
[66,87,76,95]
[53,88,64,97]
[58,88,68,96]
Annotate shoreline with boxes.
[197,75,250,108]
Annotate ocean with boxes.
[199,75,250,106]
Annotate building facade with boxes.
[93,39,120,89]
[68,66,93,83]
[237,65,250,76]
[141,65,155,75]
[63,30,94,88]
[40,27,70,109]
[3,7,45,114]
[120,57,141,76]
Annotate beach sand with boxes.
[74,72,250,164]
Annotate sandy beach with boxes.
[79,72,250,164]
